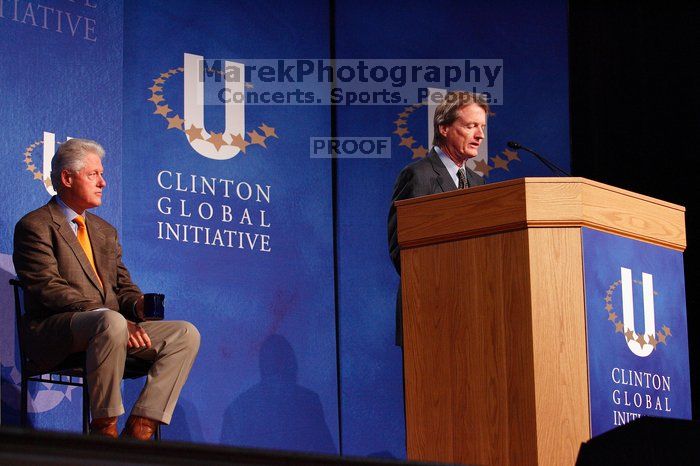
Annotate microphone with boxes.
[506,141,571,177]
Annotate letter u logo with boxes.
[183,53,245,160]
[620,267,656,357]
[42,131,73,196]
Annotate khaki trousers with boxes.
[69,310,200,424]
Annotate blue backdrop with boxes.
[0,0,124,432]
[333,0,569,457]
[121,0,338,449]
[1,0,570,458]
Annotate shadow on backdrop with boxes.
[220,334,336,454]
[1,263,21,426]
[167,398,203,442]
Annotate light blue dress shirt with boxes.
[434,146,463,188]
[55,195,82,236]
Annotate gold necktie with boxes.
[73,215,102,288]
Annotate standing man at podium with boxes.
[387,91,489,345]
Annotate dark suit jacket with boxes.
[387,148,484,345]
[13,197,142,370]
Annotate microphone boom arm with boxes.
[507,141,571,177]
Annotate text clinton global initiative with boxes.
[156,169,271,253]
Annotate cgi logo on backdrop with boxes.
[8,130,82,417]
[147,53,278,254]
[147,53,279,160]
[388,88,521,176]
[177,57,509,162]
[20,131,73,196]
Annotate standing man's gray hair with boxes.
[432,92,491,147]
[50,138,105,192]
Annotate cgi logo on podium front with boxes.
[604,267,676,428]
[605,267,672,357]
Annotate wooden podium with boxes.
[394,178,686,466]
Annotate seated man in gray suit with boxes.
[388,91,490,345]
[13,138,200,439]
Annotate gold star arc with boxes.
[492,156,510,171]
[393,127,409,137]
[148,94,165,105]
[147,66,277,156]
[635,333,647,348]
[604,279,671,352]
[502,148,520,161]
[656,331,667,345]
[230,133,250,153]
[399,136,416,148]
[648,334,658,348]
[21,140,52,188]
[166,115,185,130]
[247,130,267,147]
[207,132,227,151]
[411,146,428,159]
[259,123,278,139]
[473,159,493,177]
[184,124,204,142]
[153,104,172,117]
[391,103,519,178]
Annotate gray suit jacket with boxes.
[387,148,485,345]
[13,197,142,370]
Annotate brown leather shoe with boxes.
[89,416,118,438]
[121,415,159,441]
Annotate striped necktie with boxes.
[457,167,468,189]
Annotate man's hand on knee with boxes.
[127,321,152,349]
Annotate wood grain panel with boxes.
[526,228,590,466]
[578,181,685,250]
[403,230,538,465]
[396,180,528,249]
[396,178,686,251]
[524,179,686,250]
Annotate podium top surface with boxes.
[395,177,686,251]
